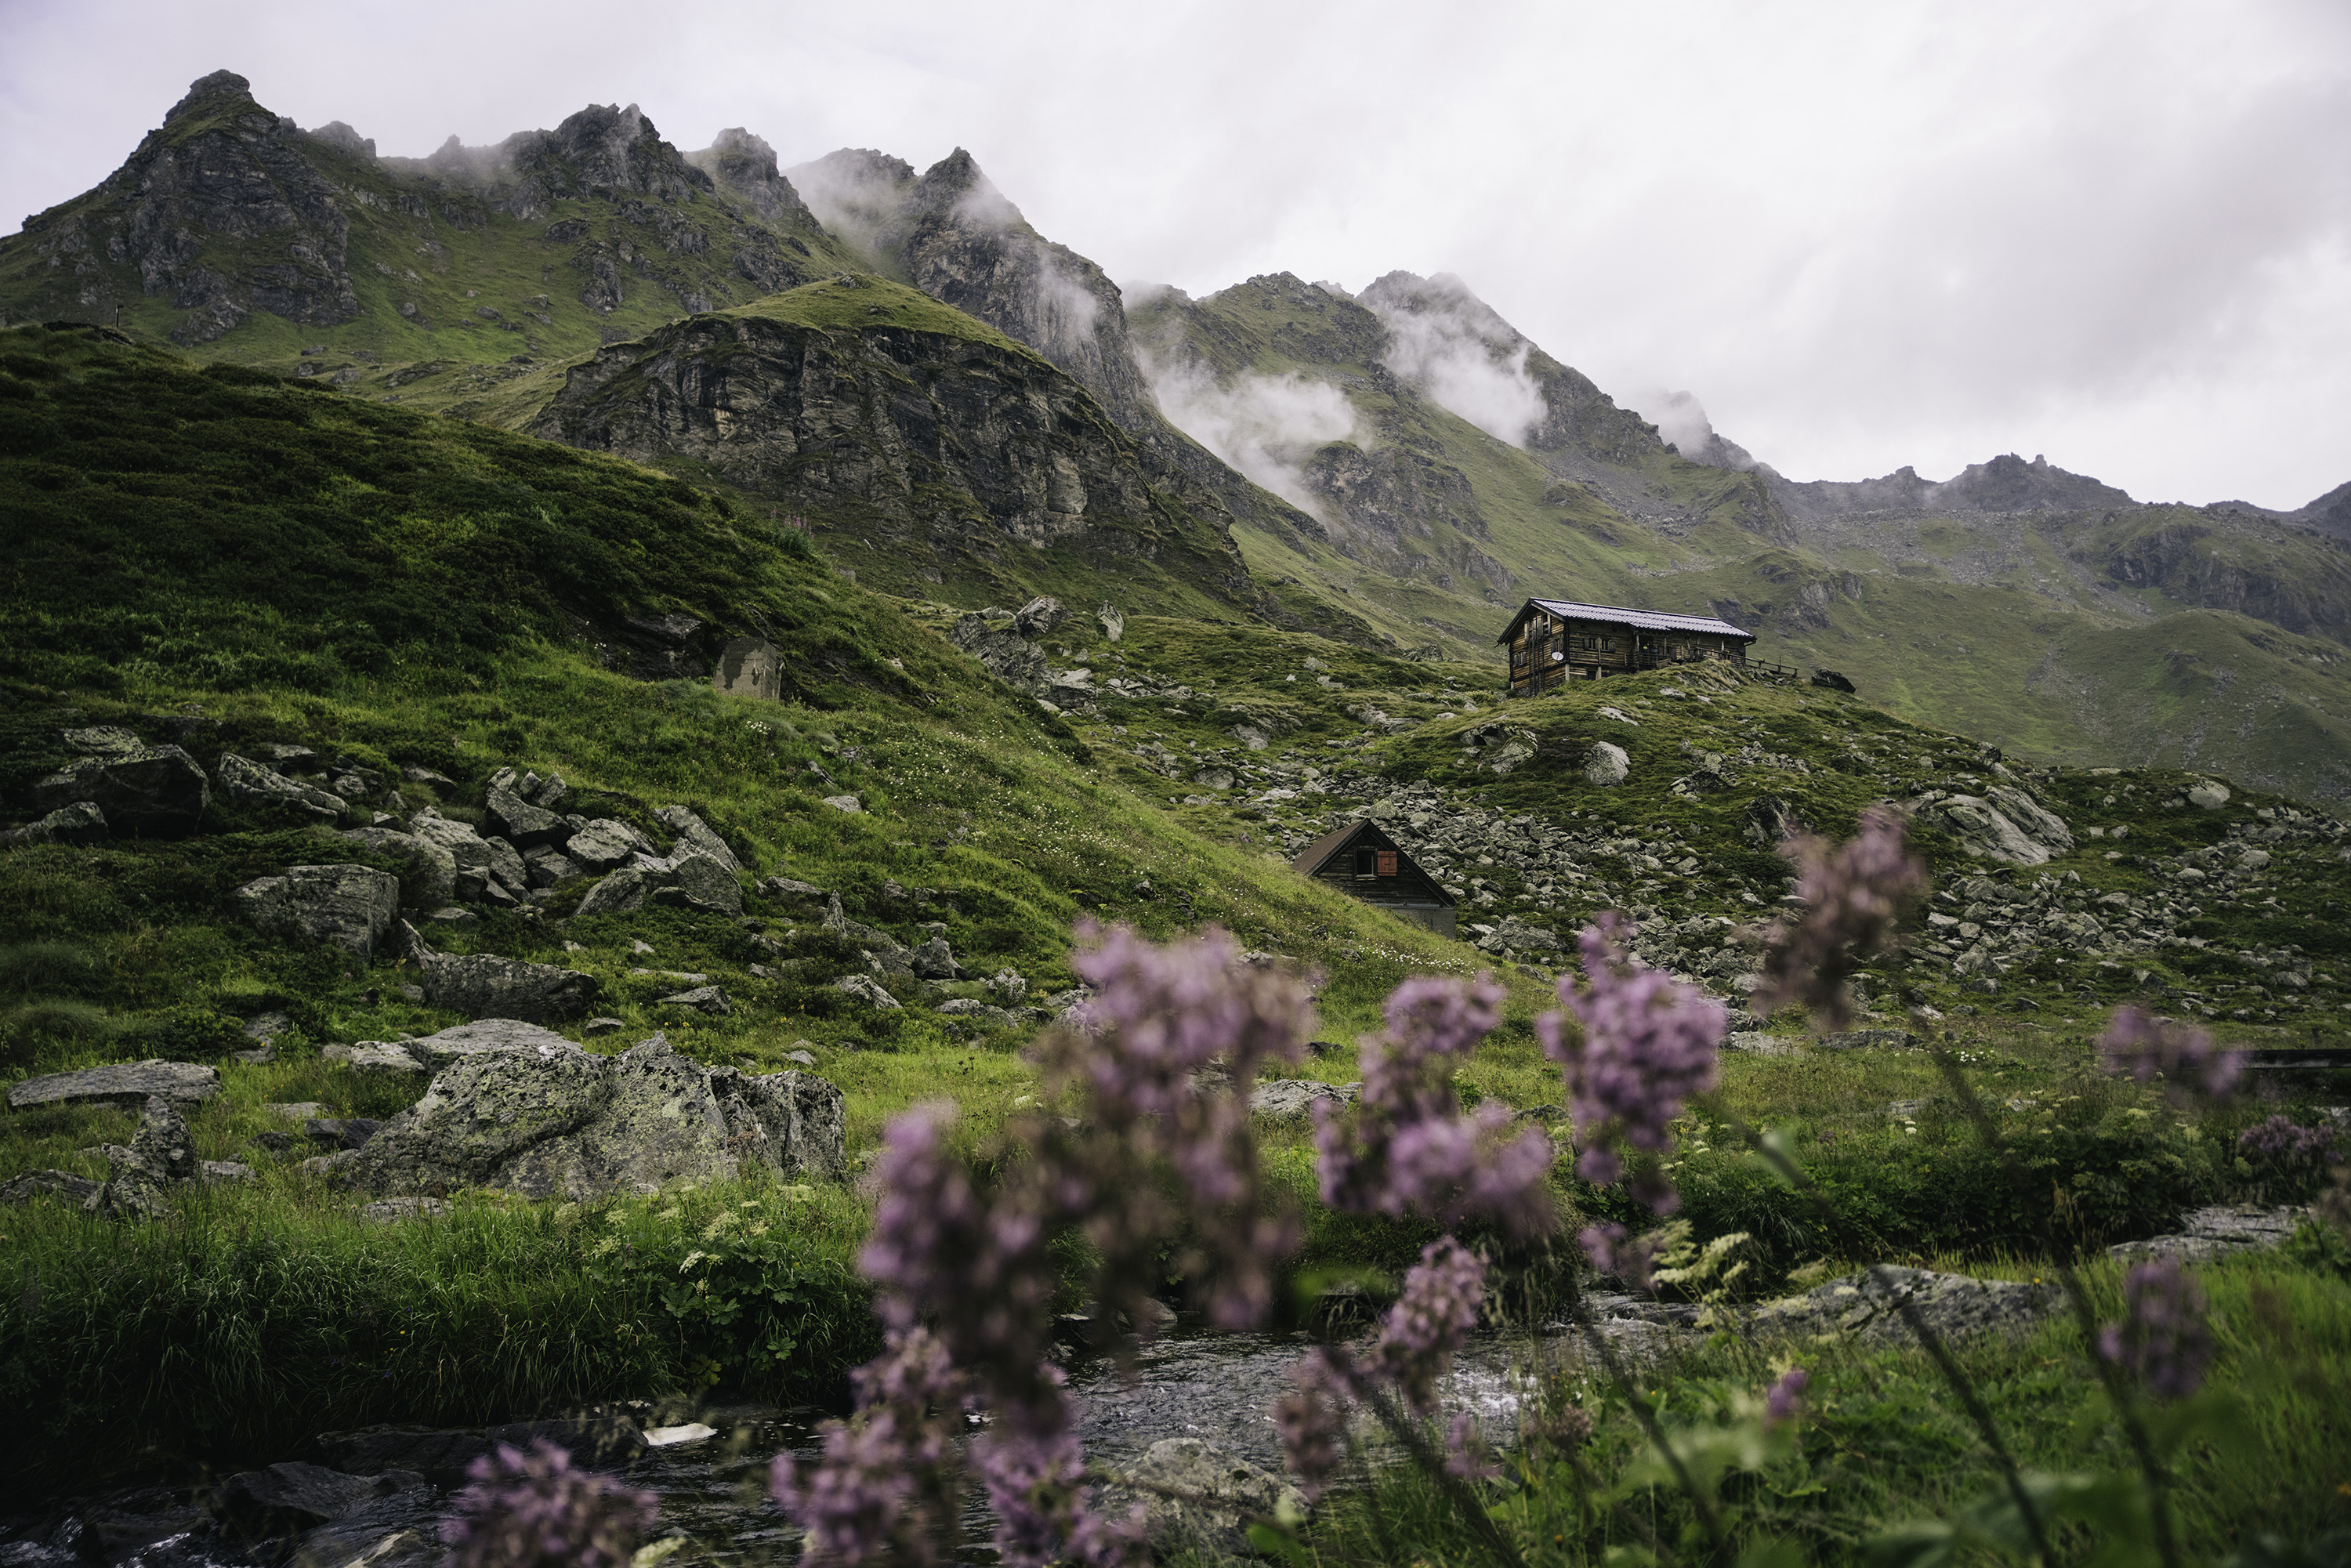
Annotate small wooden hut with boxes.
[1498,598,1755,697]
[1291,820,1456,937]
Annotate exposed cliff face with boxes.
[523,277,1259,614]
[8,71,358,344]
[2070,509,2351,639]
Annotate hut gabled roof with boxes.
[1290,819,1456,906]
[1498,597,1755,646]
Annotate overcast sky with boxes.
[5,0,2346,508]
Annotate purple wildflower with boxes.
[2097,1256,2213,1402]
[1763,1367,1809,1427]
[1273,1350,1353,1501]
[1317,974,1559,1240]
[441,1441,657,1568]
[1752,806,1926,1026]
[1366,1237,1488,1417]
[1520,1402,1594,1457]
[2096,1007,2244,1100]
[1443,1413,1500,1483]
[2237,1114,2338,1164]
[772,1328,964,1566]
[972,1382,1141,1568]
[1574,1221,1662,1287]
[1540,916,1722,1211]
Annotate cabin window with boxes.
[1354,848,1378,878]
[1376,850,1398,876]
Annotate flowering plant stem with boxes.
[1358,1384,1529,1568]
[1923,1045,2183,1568]
[1556,1286,1730,1561]
[1736,1118,2056,1566]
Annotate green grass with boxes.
[1279,1250,2351,1566]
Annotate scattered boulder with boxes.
[415,951,601,1024]
[835,974,901,1010]
[1249,1080,1360,1120]
[1742,795,1808,849]
[1725,1031,1795,1056]
[0,801,110,848]
[909,936,965,980]
[1984,787,2074,856]
[1014,596,1069,637]
[951,613,1048,694]
[574,864,657,918]
[324,1042,426,1074]
[8,1059,219,1110]
[29,742,210,836]
[658,984,730,1016]
[217,752,347,820]
[654,806,743,874]
[823,795,863,813]
[576,853,743,919]
[410,810,528,900]
[2108,1204,2303,1263]
[86,1095,197,1219]
[0,1168,102,1205]
[1750,1266,2057,1342]
[523,846,582,887]
[484,784,568,849]
[1478,916,1563,953]
[321,1031,845,1199]
[565,818,653,871]
[2187,779,2231,810]
[1096,603,1125,641]
[1091,1439,1309,1562]
[1809,669,1857,694]
[400,1018,574,1065]
[1921,795,2063,866]
[235,864,403,963]
[336,826,458,906]
[1584,741,1630,788]
[305,1118,384,1152]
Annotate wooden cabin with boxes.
[1498,597,1756,697]
[1291,820,1457,938]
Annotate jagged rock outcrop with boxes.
[28,738,209,837]
[526,280,1255,607]
[86,1095,198,1219]
[7,71,359,345]
[320,1030,845,1198]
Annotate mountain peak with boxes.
[165,71,255,123]
[901,148,1024,234]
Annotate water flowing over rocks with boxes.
[1092,1438,1309,1560]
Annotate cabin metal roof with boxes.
[1498,598,1756,643]
[1290,819,1457,905]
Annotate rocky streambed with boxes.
[2,1208,2307,1568]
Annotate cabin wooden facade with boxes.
[1499,597,1756,697]
[1291,820,1457,937]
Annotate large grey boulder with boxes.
[1985,787,2074,856]
[950,613,1048,695]
[335,826,458,906]
[909,935,965,980]
[1584,741,1630,788]
[1092,1439,1308,1561]
[1249,1080,1360,1120]
[86,1095,197,1219]
[0,801,110,848]
[325,1031,845,1199]
[564,818,652,871]
[235,864,402,963]
[410,810,528,900]
[654,806,742,874]
[1013,596,1068,637]
[0,1169,103,1206]
[835,974,901,1010]
[1749,1266,2058,1342]
[8,1059,219,1110]
[30,743,210,836]
[1922,795,2063,866]
[415,951,600,1024]
[574,853,742,919]
[485,784,569,849]
[400,1018,574,1066]
[217,752,348,820]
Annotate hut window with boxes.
[1354,848,1378,877]
[1375,850,1399,877]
